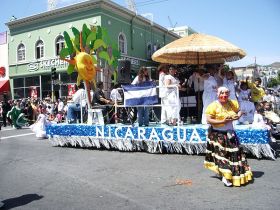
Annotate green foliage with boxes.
[72,27,81,51]
[67,64,75,75]
[63,31,73,54]
[267,78,280,88]
[60,23,121,75]
[59,48,70,59]
[94,39,107,50]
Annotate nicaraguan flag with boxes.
[122,81,158,106]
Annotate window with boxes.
[147,43,152,59]
[118,33,127,54]
[35,40,44,59]
[17,43,25,61]
[55,35,65,56]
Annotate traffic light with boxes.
[51,67,58,80]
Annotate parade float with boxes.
[46,30,276,160]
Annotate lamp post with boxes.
[51,67,57,102]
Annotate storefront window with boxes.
[14,78,24,88]
[26,76,39,86]
[41,75,52,98]
[13,77,40,99]
[14,88,24,99]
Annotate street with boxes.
[1,126,280,210]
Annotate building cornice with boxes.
[6,0,179,39]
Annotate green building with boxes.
[6,0,179,100]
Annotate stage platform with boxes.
[46,123,275,159]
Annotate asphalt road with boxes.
[0,126,280,210]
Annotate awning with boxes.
[0,80,10,93]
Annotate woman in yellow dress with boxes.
[204,86,253,187]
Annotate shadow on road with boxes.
[253,171,264,178]
[0,194,43,210]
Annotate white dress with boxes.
[238,89,255,124]
[163,74,181,122]
[159,72,168,123]
[201,76,218,124]
[223,78,237,100]
[30,114,50,138]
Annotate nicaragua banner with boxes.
[122,81,158,106]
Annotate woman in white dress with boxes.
[158,64,169,124]
[163,66,182,125]
[201,66,218,124]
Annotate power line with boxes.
[136,0,169,7]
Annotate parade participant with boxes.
[67,83,86,123]
[188,67,205,122]
[132,66,151,126]
[204,86,253,187]
[163,65,182,126]
[246,77,265,103]
[158,64,169,124]
[220,69,238,101]
[7,100,28,129]
[30,108,51,139]
[110,83,122,103]
[92,81,114,123]
[201,65,218,124]
[237,81,255,124]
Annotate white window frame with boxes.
[35,39,45,59]
[17,43,26,62]
[118,32,127,55]
[147,42,152,59]
[55,35,65,56]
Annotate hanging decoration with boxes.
[59,24,120,105]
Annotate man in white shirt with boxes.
[188,68,205,122]
[67,83,86,123]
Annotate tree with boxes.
[267,78,280,88]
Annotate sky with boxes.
[1,0,280,67]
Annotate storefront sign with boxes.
[28,58,68,72]
[121,56,140,66]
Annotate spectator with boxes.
[246,77,265,103]
[1,96,12,127]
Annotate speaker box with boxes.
[117,59,131,84]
